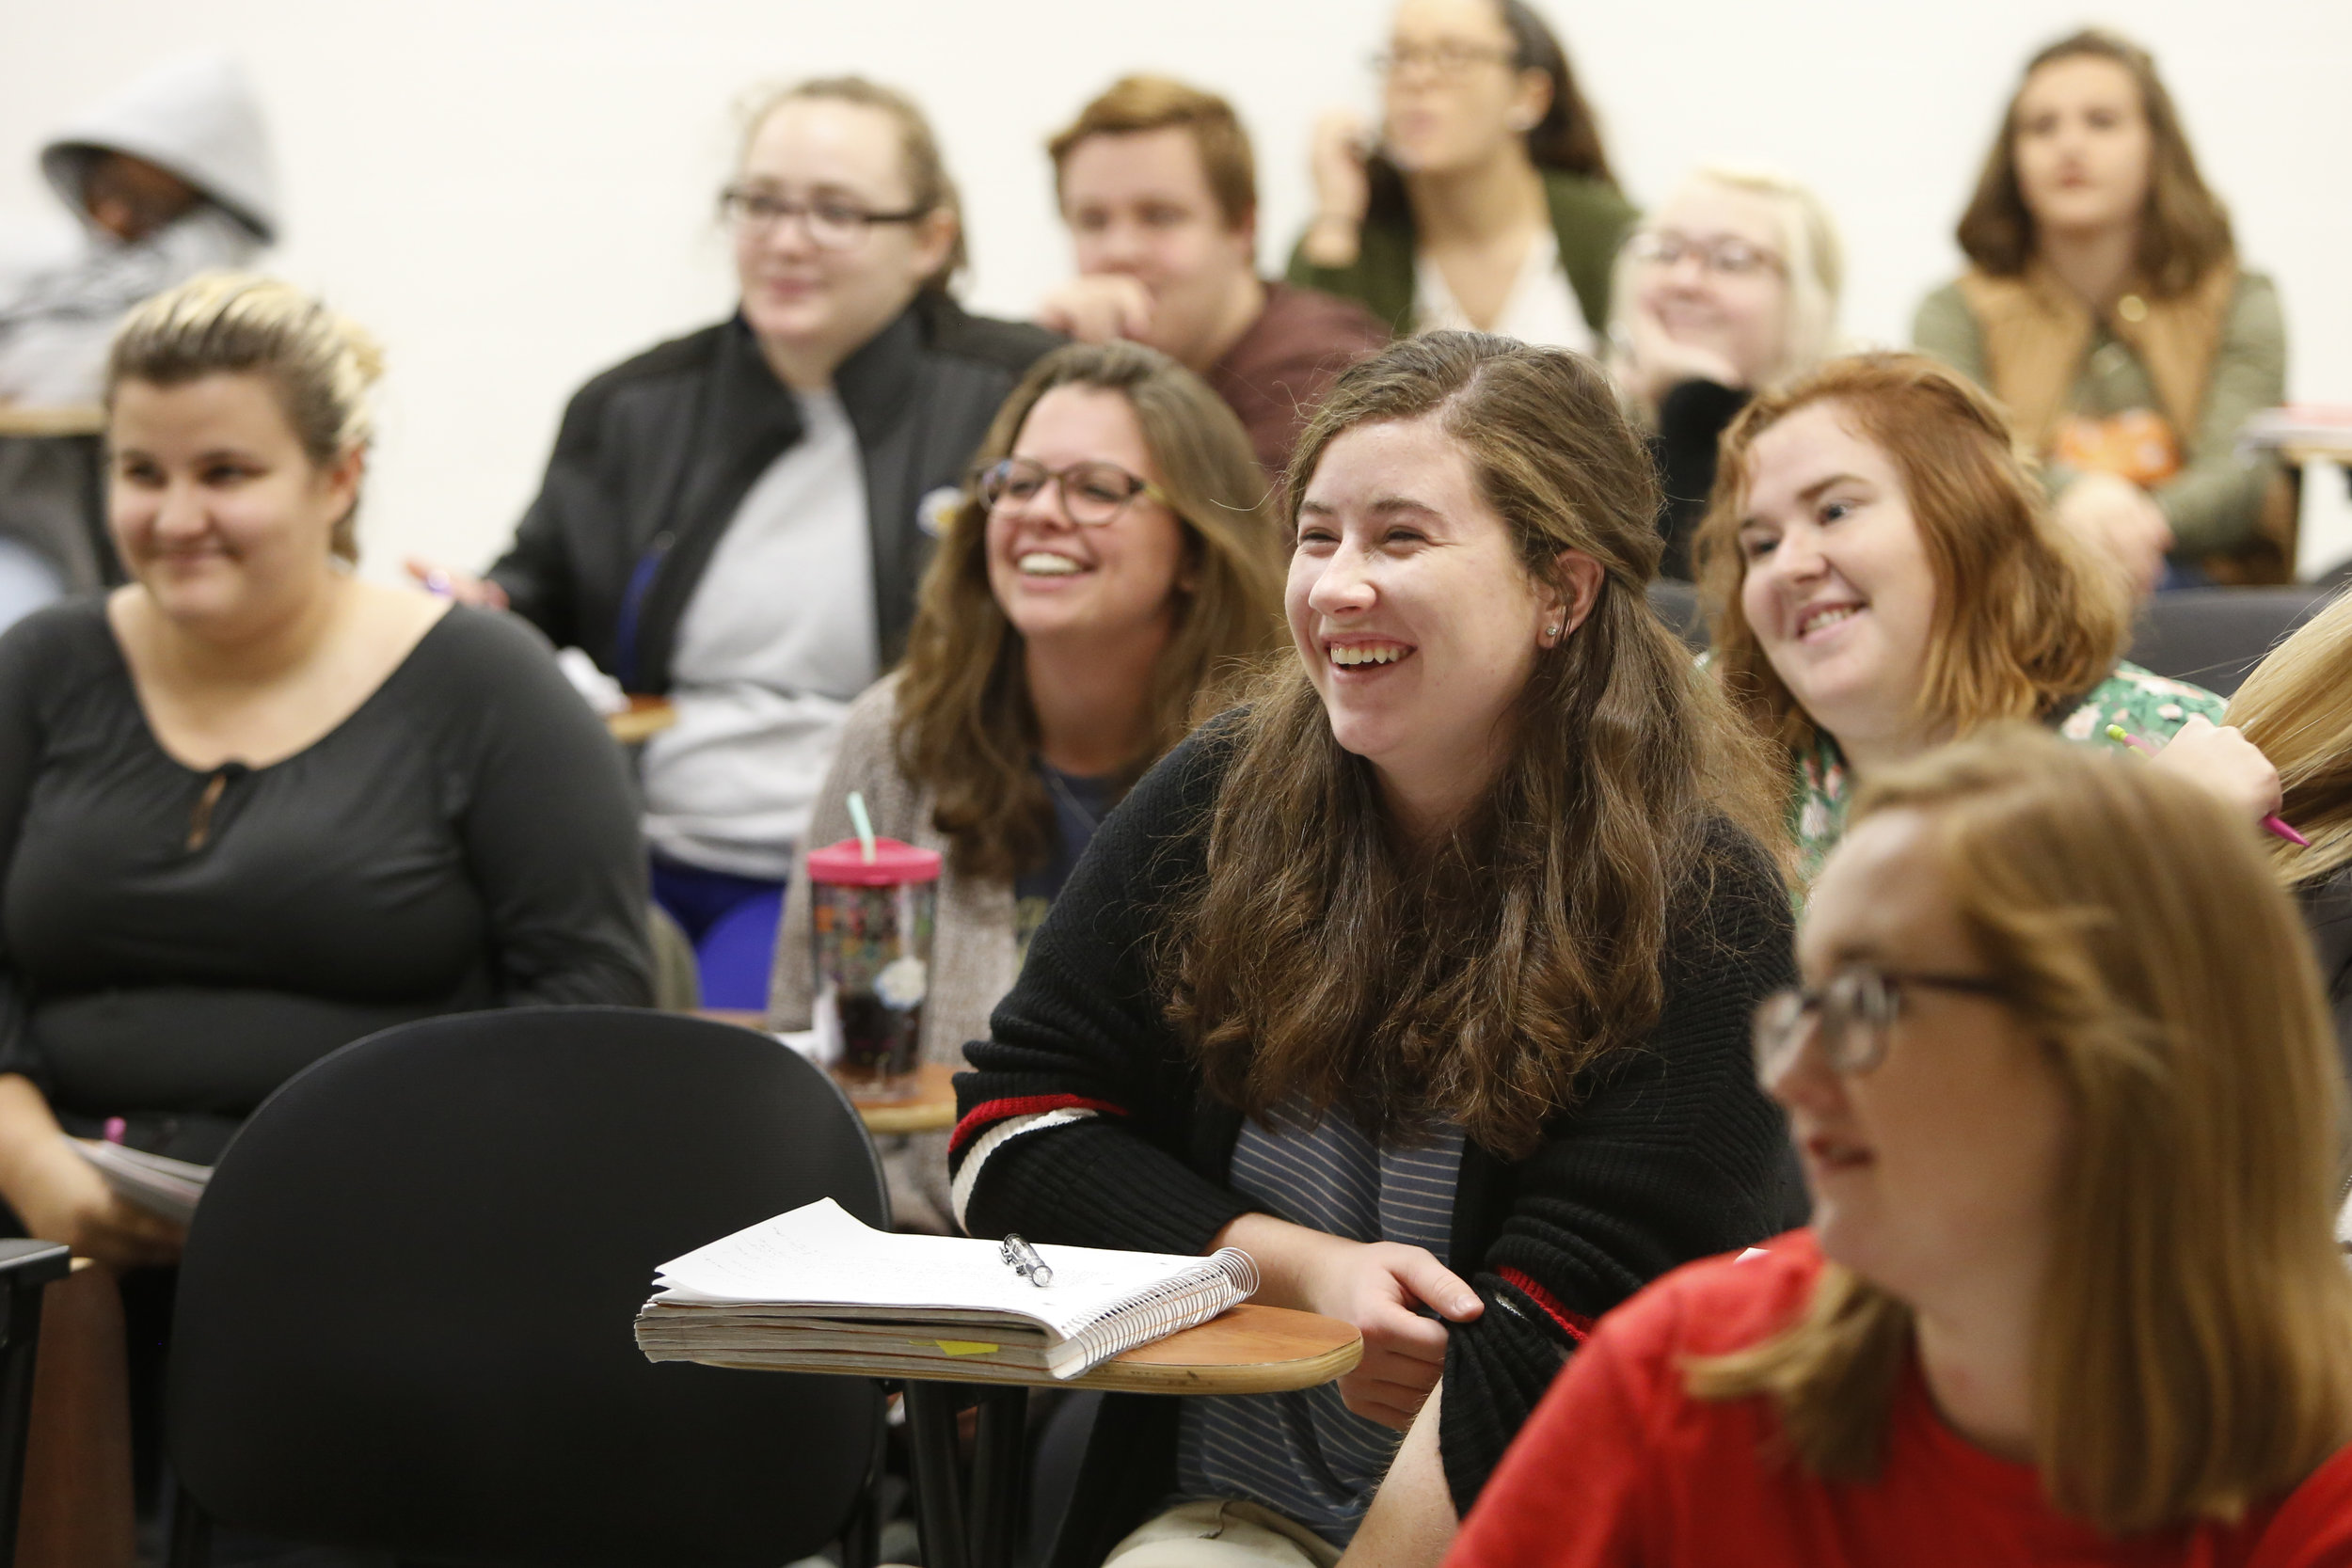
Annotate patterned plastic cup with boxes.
[805,837,942,1100]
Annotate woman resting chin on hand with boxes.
[951,333,1802,1568]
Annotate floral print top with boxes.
[1788,661,2228,886]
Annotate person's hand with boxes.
[1035,275,1156,346]
[2056,473,2173,600]
[1303,110,1373,268]
[404,558,509,610]
[2148,714,2283,825]
[1621,296,1743,407]
[1221,1213,1482,1429]
[1308,1238,1480,1429]
[9,1137,183,1270]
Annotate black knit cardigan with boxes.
[949,723,1804,1567]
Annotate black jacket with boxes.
[489,294,1058,689]
[950,721,1804,1566]
[1650,377,1750,582]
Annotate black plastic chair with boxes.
[1646,578,1708,652]
[0,1240,72,1568]
[165,1006,888,1568]
[2124,584,2341,698]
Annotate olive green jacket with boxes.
[1914,270,2285,558]
[1286,169,1636,339]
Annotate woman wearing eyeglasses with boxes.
[1290,0,1634,350]
[1450,729,2352,1567]
[952,336,1800,1568]
[768,341,1283,1231]
[1605,168,1843,580]
[1692,353,2279,890]
[406,77,1057,997]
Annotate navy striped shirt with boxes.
[1173,1097,1465,1546]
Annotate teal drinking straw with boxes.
[846,791,878,864]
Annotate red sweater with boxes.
[1449,1232,2352,1568]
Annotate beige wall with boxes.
[3,0,2347,585]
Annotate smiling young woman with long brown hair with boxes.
[767,339,1283,1232]
[951,332,1798,1568]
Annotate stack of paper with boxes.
[2238,406,2352,458]
[635,1198,1257,1381]
[74,1140,209,1225]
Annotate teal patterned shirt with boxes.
[1788,661,2228,885]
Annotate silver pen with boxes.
[999,1233,1053,1289]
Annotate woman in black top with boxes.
[950,335,1798,1568]
[405,77,1057,995]
[0,273,650,1271]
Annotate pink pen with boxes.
[2105,724,2310,847]
[103,1117,126,1145]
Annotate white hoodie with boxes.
[0,53,280,405]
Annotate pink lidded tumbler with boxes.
[805,835,941,1099]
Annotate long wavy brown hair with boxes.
[1162,333,1781,1159]
[1693,354,2130,759]
[894,341,1284,881]
[1956,29,2234,297]
[1691,730,2352,1535]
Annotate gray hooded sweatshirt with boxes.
[0,52,280,405]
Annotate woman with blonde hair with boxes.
[0,273,649,1256]
[769,340,1283,1232]
[1692,351,2277,884]
[2227,588,2352,1068]
[1915,29,2286,594]
[0,273,650,1500]
[1607,166,1842,578]
[953,334,1798,1567]
[1451,727,2352,1565]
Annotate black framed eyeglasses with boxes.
[975,457,1170,527]
[719,186,930,249]
[1753,967,2010,1083]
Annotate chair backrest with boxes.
[168,1006,887,1568]
[2124,585,2337,697]
[1645,578,1708,652]
[1649,578,2336,700]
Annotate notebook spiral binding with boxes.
[1058,1246,1261,1374]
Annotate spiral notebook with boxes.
[634,1198,1259,1381]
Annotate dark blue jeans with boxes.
[649,854,787,1011]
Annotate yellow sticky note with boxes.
[933,1339,1001,1356]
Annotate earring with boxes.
[1545,623,1561,638]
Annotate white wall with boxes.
[5,0,2348,581]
